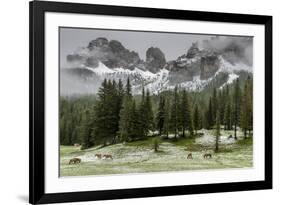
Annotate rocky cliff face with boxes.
[62,37,252,95]
[200,55,220,80]
[145,47,166,73]
[165,43,219,84]
[67,37,143,70]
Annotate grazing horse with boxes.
[187,153,193,159]
[103,154,113,160]
[203,153,212,159]
[95,154,102,159]
[69,157,81,164]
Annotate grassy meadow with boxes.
[60,129,252,177]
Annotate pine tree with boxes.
[138,87,147,138]
[206,97,213,129]
[170,86,180,138]
[156,94,165,136]
[219,89,225,123]
[114,79,124,143]
[119,78,133,142]
[91,79,123,146]
[179,90,193,137]
[224,101,232,130]
[247,77,253,136]
[128,100,141,140]
[163,97,170,138]
[125,77,132,99]
[240,76,252,139]
[80,109,94,150]
[215,110,221,153]
[145,89,154,132]
[138,88,154,138]
[212,88,218,118]
[193,104,200,134]
[233,79,241,140]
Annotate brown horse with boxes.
[69,157,81,164]
[203,153,212,159]
[95,154,102,159]
[103,154,113,160]
[187,153,193,159]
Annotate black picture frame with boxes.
[29,0,272,204]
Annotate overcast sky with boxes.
[59,27,215,66]
[60,27,252,68]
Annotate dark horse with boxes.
[187,153,193,159]
[203,153,212,159]
[69,157,81,164]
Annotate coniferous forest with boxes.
[60,76,253,150]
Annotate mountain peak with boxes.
[146,47,166,73]
[87,37,109,50]
[186,42,200,58]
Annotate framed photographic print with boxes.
[29,0,272,204]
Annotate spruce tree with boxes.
[179,90,193,137]
[206,97,213,129]
[215,110,221,153]
[115,79,124,143]
[156,94,165,136]
[224,101,232,130]
[128,100,141,140]
[170,86,180,138]
[163,97,170,138]
[138,87,147,138]
[119,78,133,142]
[193,104,200,134]
[240,76,252,139]
[247,77,253,136]
[145,89,154,133]
[233,79,241,140]
[80,109,94,150]
[91,79,124,145]
[212,88,218,118]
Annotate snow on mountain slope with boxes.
[63,54,252,95]
[84,62,115,75]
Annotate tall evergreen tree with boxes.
[247,77,253,135]
[156,94,166,136]
[240,76,252,139]
[233,79,241,140]
[193,104,200,134]
[212,88,218,118]
[224,101,232,130]
[128,99,141,140]
[119,78,133,142]
[125,77,132,98]
[179,90,193,137]
[163,97,170,138]
[138,87,154,138]
[215,110,221,153]
[138,87,147,138]
[205,97,213,129]
[80,109,94,150]
[170,86,180,138]
[92,79,120,145]
[145,89,154,132]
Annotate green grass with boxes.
[237,137,253,146]
[60,129,253,177]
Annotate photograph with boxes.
[59,27,253,177]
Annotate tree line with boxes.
[60,76,253,149]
